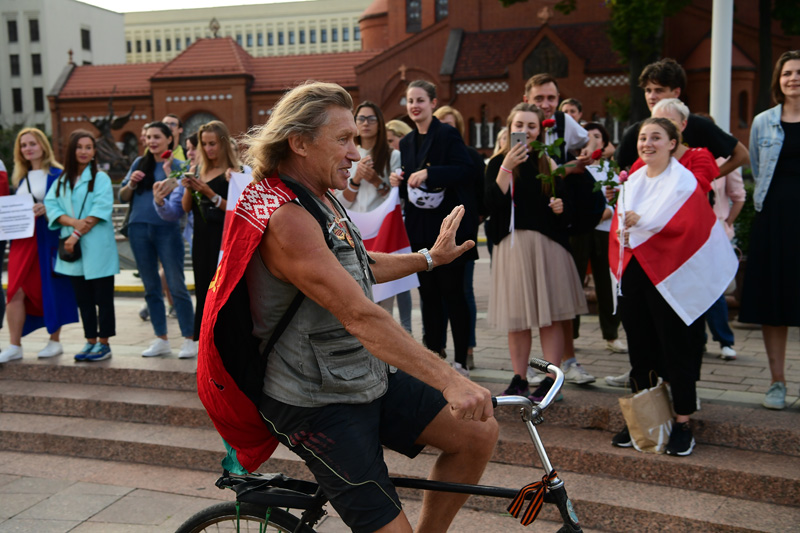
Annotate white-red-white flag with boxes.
[345,187,419,302]
[609,158,737,325]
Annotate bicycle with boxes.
[176,358,582,532]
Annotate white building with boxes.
[124,0,371,63]
[0,0,124,134]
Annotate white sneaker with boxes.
[451,361,470,378]
[0,345,23,363]
[178,339,198,359]
[562,361,596,385]
[142,338,172,357]
[719,346,737,360]
[527,365,544,386]
[37,340,63,359]
[605,370,630,388]
[606,339,628,353]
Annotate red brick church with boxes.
[49,0,798,163]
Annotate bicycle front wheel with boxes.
[175,501,318,533]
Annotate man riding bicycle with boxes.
[198,81,498,533]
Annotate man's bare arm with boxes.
[717,142,749,179]
[260,203,493,421]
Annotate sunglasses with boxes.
[356,115,379,124]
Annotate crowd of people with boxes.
[0,54,797,463]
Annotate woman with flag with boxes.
[610,117,737,456]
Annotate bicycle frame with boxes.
[199,358,582,532]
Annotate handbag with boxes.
[618,375,675,454]
[58,172,95,262]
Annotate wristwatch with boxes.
[417,248,434,271]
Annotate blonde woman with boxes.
[385,119,412,151]
[0,129,77,363]
[181,120,237,341]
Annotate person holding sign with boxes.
[0,129,78,364]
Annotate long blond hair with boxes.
[243,81,353,181]
[11,128,62,187]
[197,120,238,172]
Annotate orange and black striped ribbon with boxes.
[507,470,558,526]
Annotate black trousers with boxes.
[569,230,622,341]
[416,255,469,366]
[617,258,704,416]
[69,275,116,339]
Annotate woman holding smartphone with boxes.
[486,103,586,401]
[120,121,195,359]
[390,80,479,376]
[181,120,237,342]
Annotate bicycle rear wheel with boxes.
[175,502,317,533]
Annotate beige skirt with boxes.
[489,229,588,332]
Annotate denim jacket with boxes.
[749,104,784,212]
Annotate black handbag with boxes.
[57,172,95,262]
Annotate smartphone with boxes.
[510,132,527,147]
[183,172,196,180]
[161,177,179,194]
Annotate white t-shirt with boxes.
[544,112,589,154]
[586,161,617,232]
[17,169,47,202]
[336,147,401,213]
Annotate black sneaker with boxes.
[502,374,529,396]
[611,426,633,448]
[665,422,695,456]
[528,377,563,403]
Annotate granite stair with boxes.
[1,362,798,532]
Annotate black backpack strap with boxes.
[282,178,335,249]
[260,289,305,359]
[555,111,567,163]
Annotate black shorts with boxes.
[258,370,447,533]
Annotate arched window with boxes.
[407,1,422,33]
[738,90,749,129]
[523,37,568,80]
[121,131,139,161]
[183,112,220,139]
[435,0,449,22]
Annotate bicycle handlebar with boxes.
[491,361,565,421]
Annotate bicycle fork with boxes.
[525,420,582,533]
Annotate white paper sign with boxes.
[0,194,35,240]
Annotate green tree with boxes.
[756,0,800,114]
[0,124,24,170]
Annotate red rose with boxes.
[591,149,603,160]
[618,170,629,184]
[160,150,173,159]
[541,118,556,129]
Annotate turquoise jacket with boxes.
[748,104,784,212]
[44,167,120,279]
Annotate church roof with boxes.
[152,38,253,79]
[58,62,164,99]
[54,38,379,100]
[453,23,624,80]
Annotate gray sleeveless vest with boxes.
[245,185,388,407]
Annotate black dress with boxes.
[739,121,800,326]
[191,173,229,339]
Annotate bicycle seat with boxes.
[217,472,320,510]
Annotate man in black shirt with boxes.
[614,58,749,176]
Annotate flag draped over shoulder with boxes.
[197,174,296,473]
[344,187,419,302]
[609,158,738,325]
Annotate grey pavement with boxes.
[1,245,798,532]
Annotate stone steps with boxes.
[1,413,798,532]
[2,362,799,532]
